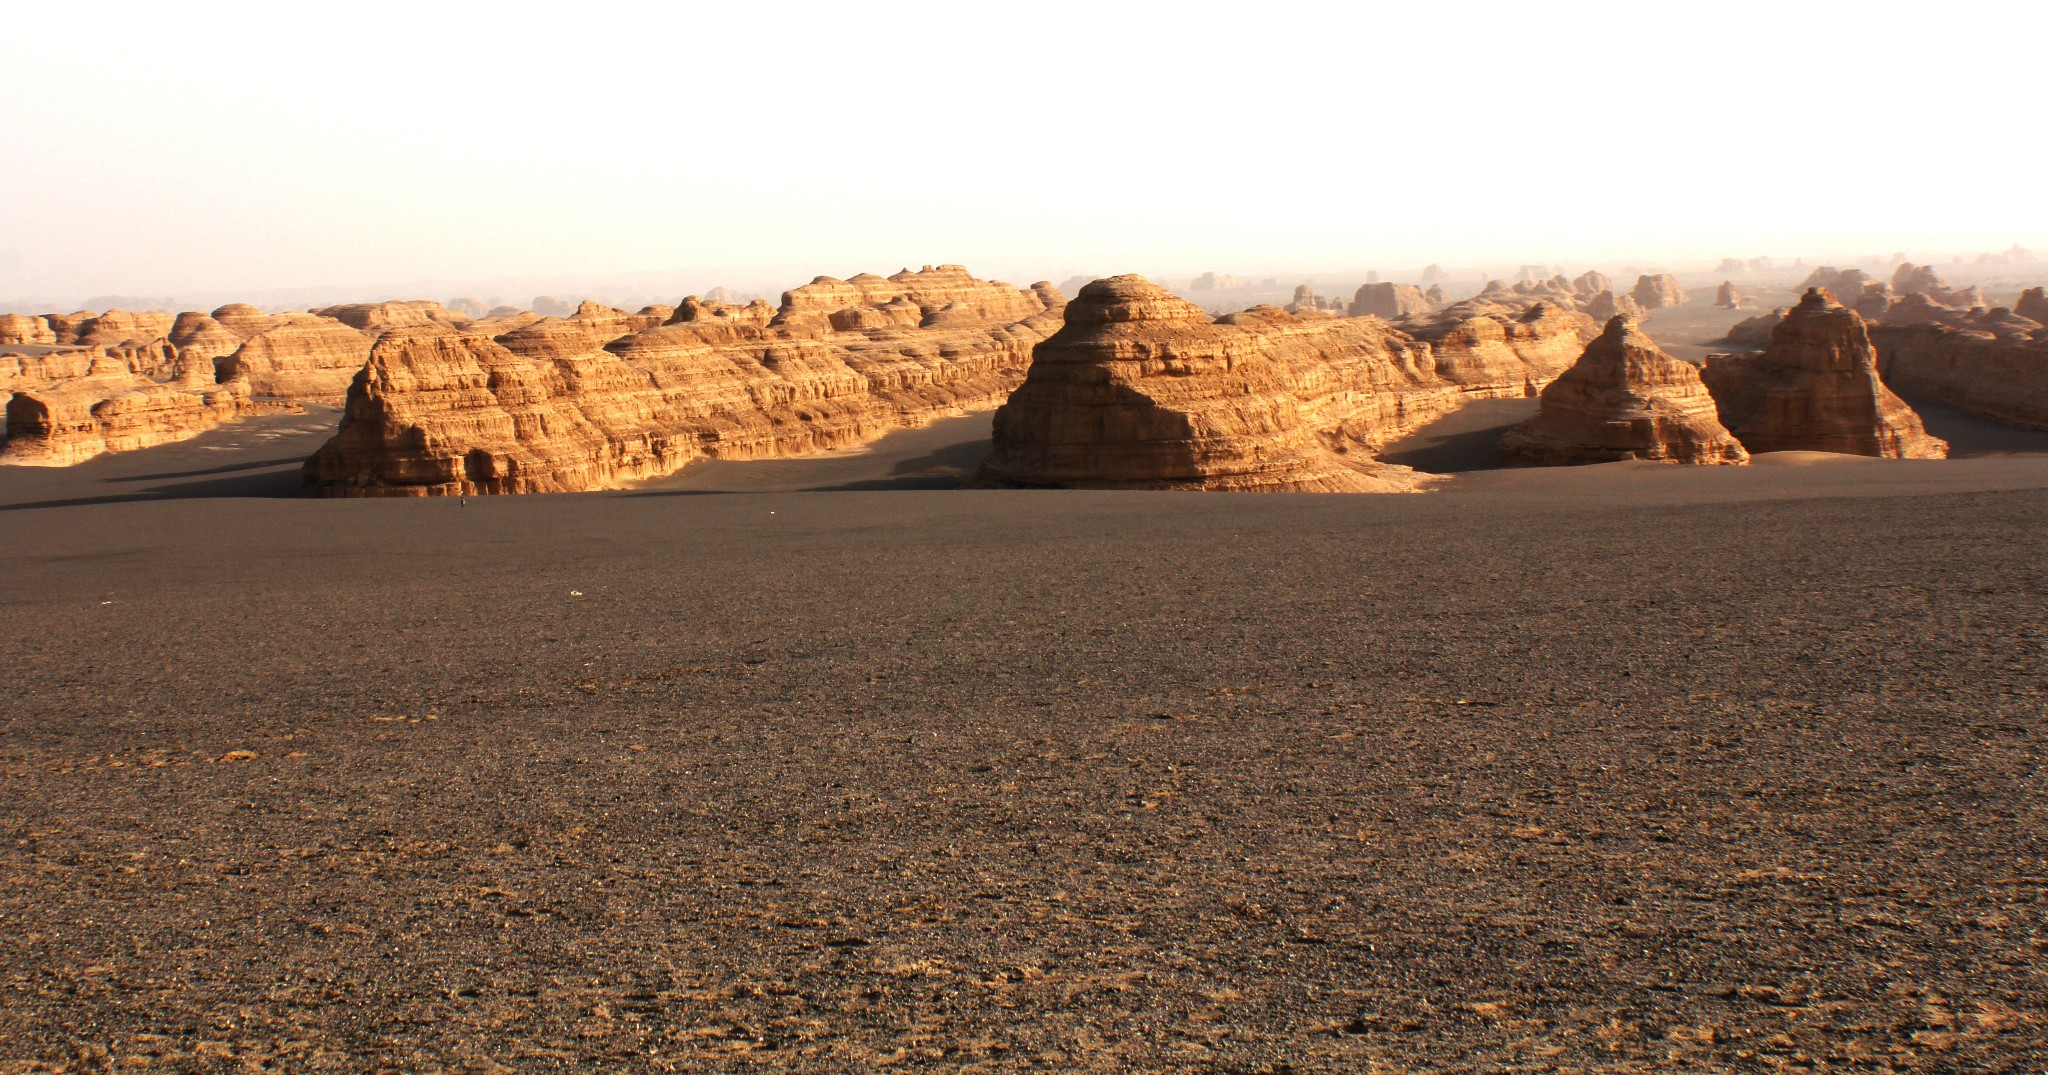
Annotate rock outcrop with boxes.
[1,359,252,466]
[1349,282,1431,319]
[2017,287,2048,325]
[1715,281,1744,309]
[220,314,375,402]
[1701,289,1946,458]
[0,314,56,346]
[304,266,1064,496]
[1581,291,1644,322]
[1499,316,1747,466]
[1630,274,1690,309]
[312,300,475,334]
[1867,291,2048,430]
[979,276,1599,492]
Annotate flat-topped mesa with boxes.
[493,302,657,360]
[1702,288,1946,458]
[1500,316,1748,466]
[1349,282,1430,319]
[304,267,1064,497]
[219,314,375,402]
[980,277,1434,492]
[311,299,475,334]
[772,265,1049,336]
[1630,273,1690,309]
[979,276,1601,493]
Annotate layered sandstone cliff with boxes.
[1,356,252,466]
[1869,294,2048,429]
[979,276,1599,492]
[218,315,375,402]
[1702,289,1946,458]
[1499,316,1747,466]
[303,266,1064,496]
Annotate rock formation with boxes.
[1189,272,1244,291]
[1701,289,1946,458]
[210,303,277,338]
[1865,290,2048,430]
[1582,290,1645,323]
[1715,282,1744,309]
[1795,268,1876,306]
[312,300,475,334]
[0,314,56,346]
[219,314,375,402]
[1500,316,1748,466]
[1349,282,1431,319]
[1571,271,1611,298]
[1423,284,1447,306]
[1715,258,1747,275]
[304,266,1064,496]
[1,357,253,466]
[2016,287,2048,325]
[77,310,177,347]
[1630,274,1690,309]
[979,276,1599,492]
[1285,285,1322,315]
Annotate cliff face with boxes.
[1630,274,1690,309]
[1500,316,1748,466]
[979,277,1599,492]
[1,358,252,466]
[303,267,1064,496]
[219,315,375,402]
[1869,295,2048,430]
[1702,289,1946,459]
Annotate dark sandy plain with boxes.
[3,297,2047,1073]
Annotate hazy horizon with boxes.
[5,1,2043,307]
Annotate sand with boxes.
[2,389,2046,1072]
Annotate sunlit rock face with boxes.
[1702,289,1946,459]
[1500,316,1748,466]
[303,266,1065,497]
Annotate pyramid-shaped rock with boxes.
[1500,316,1748,466]
[1702,289,1947,458]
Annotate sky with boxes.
[2,0,2043,303]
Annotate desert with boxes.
[6,4,2048,1071]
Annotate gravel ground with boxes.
[0,420,2045,1073]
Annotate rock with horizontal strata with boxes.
[220,314,375,402]
[1867,290,2048,430]
[0,314,56,346]
[1702,288,1946,458]
[978,277,1599,492]
[303,267,1064,496]
[1,360,251,466]
[1500,316,1748,466]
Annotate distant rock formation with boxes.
[1702,289,1946,458]
[1571,271,1611,298]
[1797,267,1876,305]
[1420,264,1446,286]
[530,295,577,317]
[1582,290,1645,322]
[304,266,1064,496]
[312,300,474,333]
[1715,282,1744,309]
[1867,287,2048,430]
[1285,285,1321,314]
[1424,284,1446,306]
[1349,282,1431,319]
[1747,257,1774,272]
[1189,272,1244,291]
[2015,287,2048,325]
[1889,262,1983,308]
[1500,316,1748,466]
[1630,274,1690,309]
[980,276,1599,492]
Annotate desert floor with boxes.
[3,309,2046,1071]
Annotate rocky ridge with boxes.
[303,266,1065,496]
